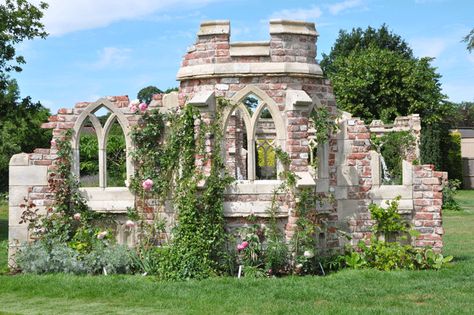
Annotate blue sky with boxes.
[11,0,474,113]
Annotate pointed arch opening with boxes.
[223,85,286,182]
[72,98,132,189]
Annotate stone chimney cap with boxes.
[198,20,230,36]
[269,19,318,36]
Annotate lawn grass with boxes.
[0,192,473,314]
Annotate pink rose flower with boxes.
[237,241,249,251]
[130,105,138,113]
[51,139,56,146]
[139,103,148,112]
[73,213,81,221]
[97,231,108,239]
[142,179,153,191]
[125,220,136,228]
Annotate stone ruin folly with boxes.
[8,20,446,262]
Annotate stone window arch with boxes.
[306,98,330,188]
[72,98,133,188]
[223,86,286,181]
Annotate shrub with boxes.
[16,241,133,275]
[442,179,462,211]
[341,196,453,271]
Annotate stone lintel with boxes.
[285,90,312,111]
[230,41,270,56]
[188,91,215,112]
[197,20,230,36]
[269,19,318,37]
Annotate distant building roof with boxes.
[453,128,474,138]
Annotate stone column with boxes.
[8,153,49,266]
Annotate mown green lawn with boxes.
[0,192,473,314]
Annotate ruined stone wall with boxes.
[8,20,448,264]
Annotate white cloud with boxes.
[92,47,132,69]
[328,0,363,15]
[269,5,322,21]
[410,37,449,58]
[30,0,218,36]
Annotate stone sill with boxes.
[80,187,134,213]
[225,180,284,195]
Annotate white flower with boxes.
[303,250,314,258]
[97,231,108,239]
[296,263,303,269]
[130,99,140,106]
[73,213,81,221]
[165,121,171,127]
[125,220,136,228]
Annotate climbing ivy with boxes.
[129,100,233,280]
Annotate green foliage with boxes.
[328,45,445,123]
[442,179,462,211]
[463,28,474,53]
[16,240,132,274]
[16,131,131,274]
[137,86,162,104]
[420,113,459,174]
[345,238,453,271]
[0,79,51,192]
[372,131,416,184]
[0,0,48,73]
[321,24,413,76]
[130,100,234,280]
[341,196,452,271]
[369,197,409,240]
[0,0,49,192]
[446,131,462,182]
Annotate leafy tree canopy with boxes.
[137,85,162,104]
[329,45,445,123]
[0,0,49,192]
[322,25,446,124]
[320,24,413,76]
[0,78,51,191]
[0,0,48,73]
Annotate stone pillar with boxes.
[269,20,318,63]
[412,165,446,251]
[8,153,49,266]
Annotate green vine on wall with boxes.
[129,100,233,280]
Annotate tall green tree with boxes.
[328,45,445,123]
[322,25,445,123]
[0,0,50,192]
[322,24,455,173]
[321,24,413,76]
[0,0,48,73]
[137,85,162,104]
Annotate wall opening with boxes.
[79,116,99,187]
[105,118,126,187]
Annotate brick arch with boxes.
[72,98,133,187]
